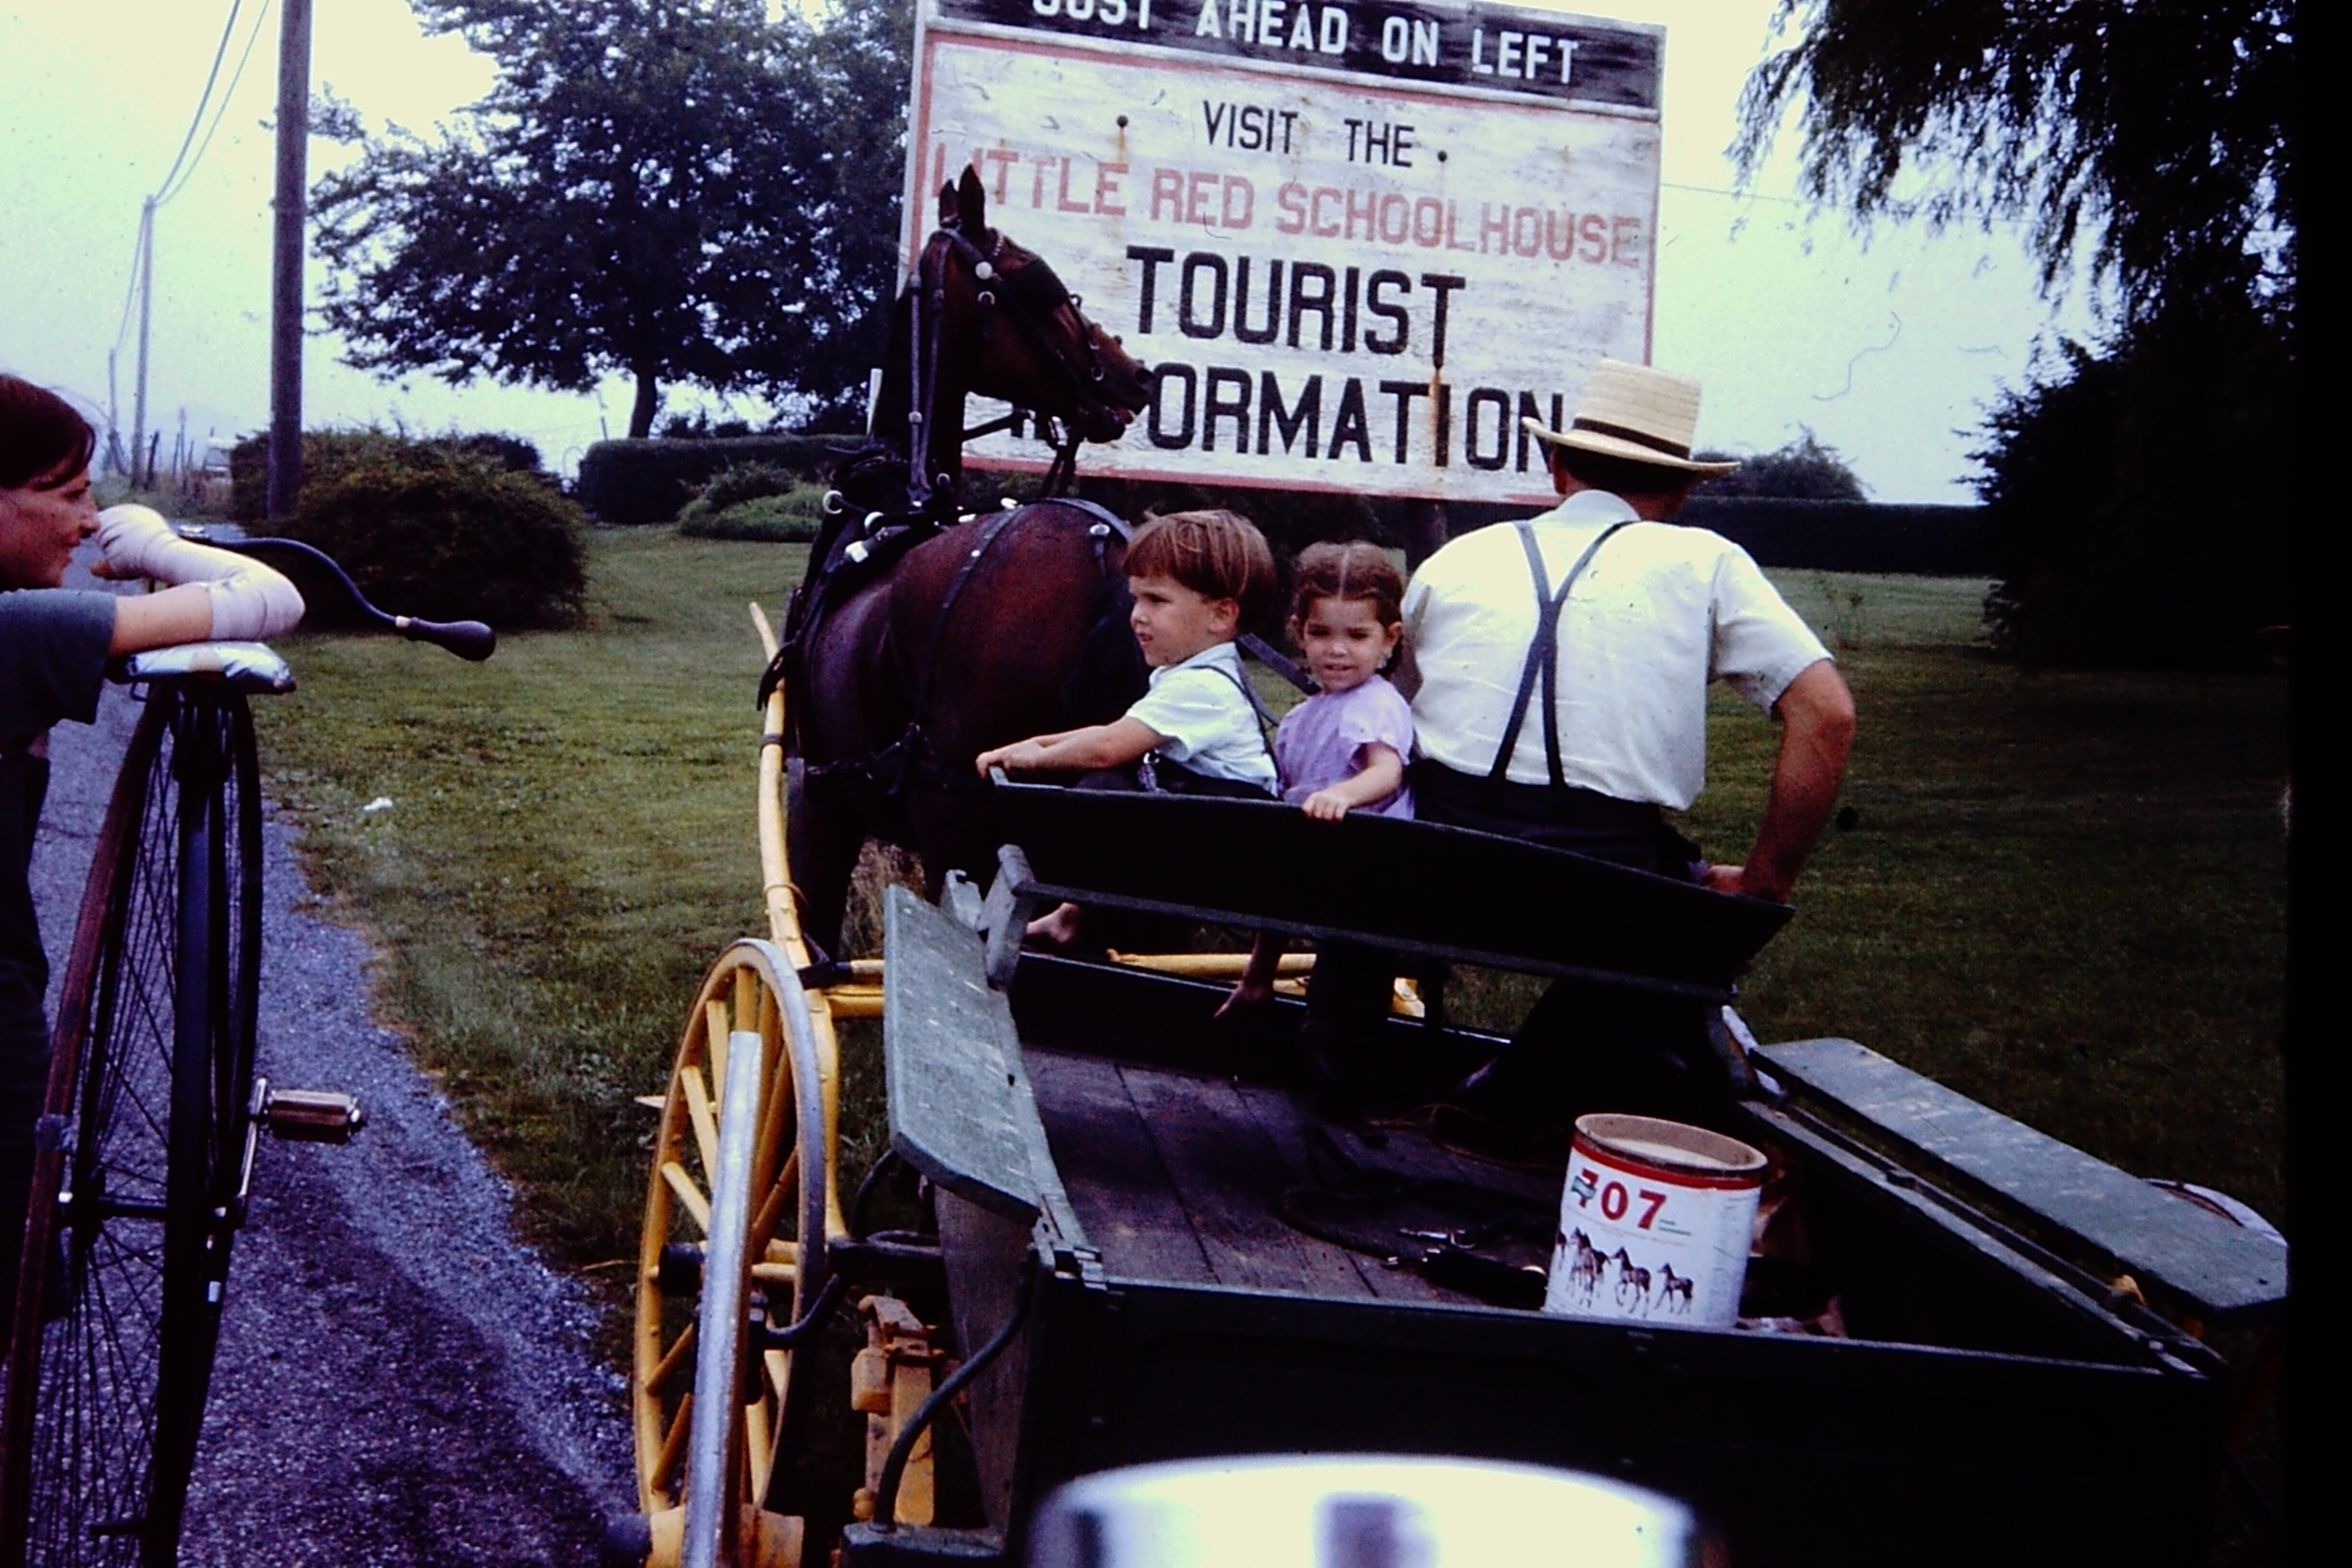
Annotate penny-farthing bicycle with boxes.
[0,539,493,1567]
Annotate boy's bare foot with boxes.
[1024,902,1083,948]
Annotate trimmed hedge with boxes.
[677,490,827,542]
[677,466,829,542]
[576,435,858,524]
[278,450,589,629]
[230,429,549,523]
[1428,496,1989,576]
[1678,498,1988,576]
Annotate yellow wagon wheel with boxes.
[634,939,842,1567]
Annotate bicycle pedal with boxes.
[258,1087,366,1144]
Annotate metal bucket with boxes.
[1544,1113,1767,1330]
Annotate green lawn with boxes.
[253,535,2288,1286]
[1691,574,2286,1222]
[256,530,799,1264]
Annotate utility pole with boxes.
[266,0,315,522]
[131,198,156,488]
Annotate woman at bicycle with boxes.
[1,372,302,1314]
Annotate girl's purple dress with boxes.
[1271,674,1415,818]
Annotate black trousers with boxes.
[1407,760,1703,879]
[1410,761,1730,1130]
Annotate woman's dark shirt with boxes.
[1,589,115,1146]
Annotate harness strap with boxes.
[1489,519,1630,788]
[911,505,1025,723]
[1238,632,1315,695]
[908,236,951,513]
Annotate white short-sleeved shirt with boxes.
[1403,489,1830,810]
[1124,640,1279,790]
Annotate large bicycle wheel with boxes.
[634,940,836,1568]
[0,685,262,1568]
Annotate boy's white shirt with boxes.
[1123,640,1278,789]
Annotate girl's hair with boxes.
[1290,540,1406,628]
[1127,508,1278,628]
[0,374,97,491]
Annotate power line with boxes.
[152,0,248,201]
[158,0,277,208]
[106,0,279,472]
[113,1,248,363]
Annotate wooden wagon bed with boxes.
[856,787,2283,1565]
[1026,1048,1555,1307]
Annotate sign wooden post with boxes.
[903,0,1664,506]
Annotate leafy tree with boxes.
[1976,307,2290,668]
[790,0,916,429]
[1737,1,2294,667]
[312,0,912,438]
[1695,429,1868,501]
[1736,0,2293,322]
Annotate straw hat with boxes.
[1522,358,1740,477]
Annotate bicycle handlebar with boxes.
[213,536,499,662]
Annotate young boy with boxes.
[976,510,1279,945]
[975,508,1279,796]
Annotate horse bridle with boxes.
[903,218,1123,511]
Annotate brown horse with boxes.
[782,168,1155,955]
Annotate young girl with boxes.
[1224,541,1412,1014]
[1272,540,1413,821]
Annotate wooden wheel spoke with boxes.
[680,1065,721,1183]
[751,1148,799,1253]
[660,1161,713,1234]
[647,1321,697,1396]
[653,1391,694,1498]
[705,1000,732,1113]
[745,1397,774,1497]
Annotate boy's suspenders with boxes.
[1210,661,1281,749]
[1141,658,1278,793]
[1489,520,1630,788]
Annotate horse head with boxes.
[930,166,1153,443]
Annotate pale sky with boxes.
[1,0,2100,498]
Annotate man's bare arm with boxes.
[1703,659,1855,903]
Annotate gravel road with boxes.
[29,585,635,1565]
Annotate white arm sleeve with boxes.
[96,505,306,640]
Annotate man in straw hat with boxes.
[1399,358,1855,1126]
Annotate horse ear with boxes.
[957,165,987,234]
[937,181,957,225]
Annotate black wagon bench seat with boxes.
[991,779,1792,998]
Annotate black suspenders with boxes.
[1140,657,1277,792]
[1488,520,1630,788]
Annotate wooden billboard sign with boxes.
[903,0,1665,505]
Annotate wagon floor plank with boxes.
[1024,1049,1212,1284]
[1117,1066,1374,1298]
[1230,1084,1448,1304]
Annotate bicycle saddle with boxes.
[113,641,297,694]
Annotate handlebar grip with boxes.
[394,616,498,662]
[216,536,499,662]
